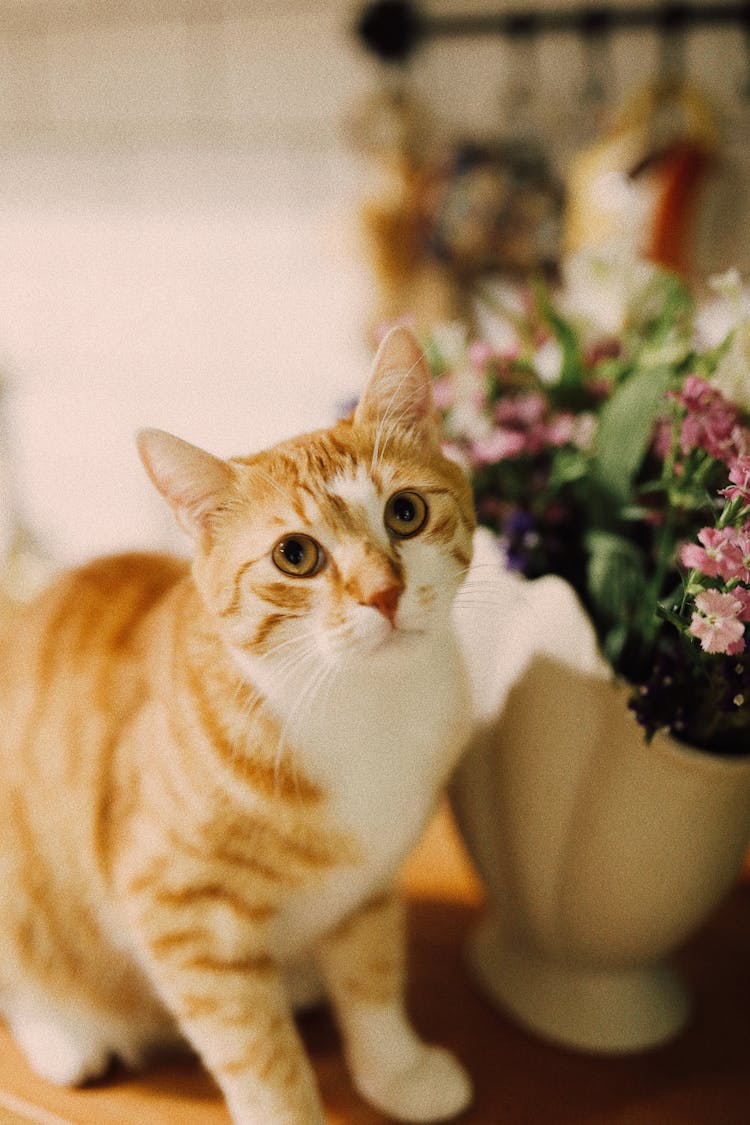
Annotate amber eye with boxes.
[384,490,429,538]
[272,534,324,577]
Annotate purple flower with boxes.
[505,510,535,536]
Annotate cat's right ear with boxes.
[136,428,234,543]
[355,326,439,447]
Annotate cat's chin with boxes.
[360,625,427,658]
[322,624,426,666]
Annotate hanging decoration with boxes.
[350,24,563,335]
[348,86,466,333]
[564,81,717,276]
[564,6,722,278]
[352,103,563,334]
[353,2,750,317]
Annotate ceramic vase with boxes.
[451,533,750,1054]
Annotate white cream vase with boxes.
[451,531,750,1054]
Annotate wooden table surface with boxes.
[1,804,749,1125]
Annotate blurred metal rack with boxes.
[357,0,750,62]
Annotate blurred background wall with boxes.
[0,0,747,564]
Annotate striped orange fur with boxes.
[0,328,475,1124]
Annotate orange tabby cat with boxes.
[0,328,476,1124]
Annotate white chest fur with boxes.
[269,627,470,956]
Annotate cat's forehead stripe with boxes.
[323,465,393,543]
[329,466,391,517]
[328,465,377,508]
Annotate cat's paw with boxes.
[11,1010,112,1087]
[357,1044,472,1123]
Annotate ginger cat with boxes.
[0,328,476,1124]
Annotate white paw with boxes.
[11,1011,112,1087]
[358,1045,473,1124]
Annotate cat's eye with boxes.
[384,490,429,538]
[272,534,324,577]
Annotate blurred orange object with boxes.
[564,79,718,279]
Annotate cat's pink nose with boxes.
[363,584,402,625]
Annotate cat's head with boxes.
[138,328,475,675]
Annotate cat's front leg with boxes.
[125,890,326,1125]
[317,890,472,1124]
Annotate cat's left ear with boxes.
[355,327,439,446]
[137,428,235,544]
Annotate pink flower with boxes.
[681,409,738,460]
[494,394,546,427]
[470,428,527,465]
[730,425,750,459]
[679,527,743,581]
[675,375,715,412]
[652,419,674,461]
[734,585,750,622]
[544,413,577,447]
[432,374,455,411]
[689,589,746,655]
[468,341,495,371]
[722,455,750,502]
[733,529,750,584]
[672,375,741,462]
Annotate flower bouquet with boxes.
[429,257,750,1052]
[428,261,750,755]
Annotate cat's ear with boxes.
[355,327,439,445]
[137,428,234,543]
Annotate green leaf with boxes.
[619,504,658,522]
[629,271,694,348]
[423,337,448,377]
[533,280,584,393]
[691,329,733,378]
[589,364,673,506]
[602,620,631,665]
[657,602,687,630]
[586,530,647,622]
[548,446,588,489]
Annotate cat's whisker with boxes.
[453,585,537,612]
[456,574,534,594]
[257,628,321,663]
[453,599,518,611]
[455,560,506,575]
[454,589,521,603]
[457,577,511,586]
[454,583,517,599]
